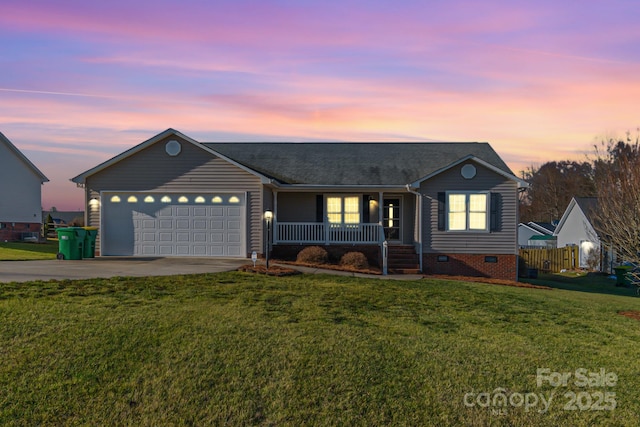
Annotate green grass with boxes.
[1,273,639,426]
[0,240,58,260]
[524,271,638,297]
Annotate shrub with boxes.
[296,246,329,264]
[340,251,369,269]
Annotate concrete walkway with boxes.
[0,257,424,283]
[0,257,248,283]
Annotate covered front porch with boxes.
[268,190,417,246]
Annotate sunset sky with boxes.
[2,0,639,210]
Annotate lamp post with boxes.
[264,210,273,269]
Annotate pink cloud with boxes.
[2,0,640,208]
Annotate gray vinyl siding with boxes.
[277,193,317,222]
[85,135,262,255]
[87,187,100,228]
[401,194,415,244]
[263,187,274,212]
[0,141,44,223]
[421,162,518,254]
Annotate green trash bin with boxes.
[82,227,98,258]
[56,227,85,260]
[613,266,632,287]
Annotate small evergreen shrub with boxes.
[296,246,329,264]
[340,251,369,269]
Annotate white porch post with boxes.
[416,192,423,272]
[273,190,278,243]
[378,192,384,241]
[323,195,329,244]
[405,184,423,273]
[379,191,387,275]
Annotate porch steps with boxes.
[387,245,421,274]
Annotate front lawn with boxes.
[523,271,638,297]
[1,273,639,425]
[0,240,58,260]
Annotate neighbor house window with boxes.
[326,196,360,224]
[447,192,488,231]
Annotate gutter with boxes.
[264,182,408,192]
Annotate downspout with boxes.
[405,184,423,273]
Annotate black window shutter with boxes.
[316,195,324,223]
[437,192,446,231]
[362,195,370,223]
[490,193,501,231]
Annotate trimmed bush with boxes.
[340,251,369,269]
[296,246,329,264]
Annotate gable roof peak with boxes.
[0,131,49,182]
[71,128,270,184]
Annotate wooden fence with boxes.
[519,246,579,273]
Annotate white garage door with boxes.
[102,192,246,257]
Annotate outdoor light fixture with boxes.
[264,210,273,269]
[88,198,100,210]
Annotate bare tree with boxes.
[519,160,595,223]
[591,131,640,276]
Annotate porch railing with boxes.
[275,222,383,244]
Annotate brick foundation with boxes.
[0,222,41,242]
[423,253,518,281]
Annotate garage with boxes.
[101,192,246,257]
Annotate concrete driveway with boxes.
[0,257,249,283]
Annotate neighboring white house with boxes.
[518,221,556,247]
[0,132,49,241]
[554,197,600,269]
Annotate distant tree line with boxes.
[520,129,640,267]
[519,160,595,223]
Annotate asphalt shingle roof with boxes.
[574,197,599,224]
[204,142,513,185]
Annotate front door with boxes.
[383,198,401,241]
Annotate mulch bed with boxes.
[274,260,383,275]
[427,275,553,290]
[237,264,301,277]
[619,311,640,321]
[238,261,552,288]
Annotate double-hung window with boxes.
[326,196,360,224]
[447,192,489,231]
